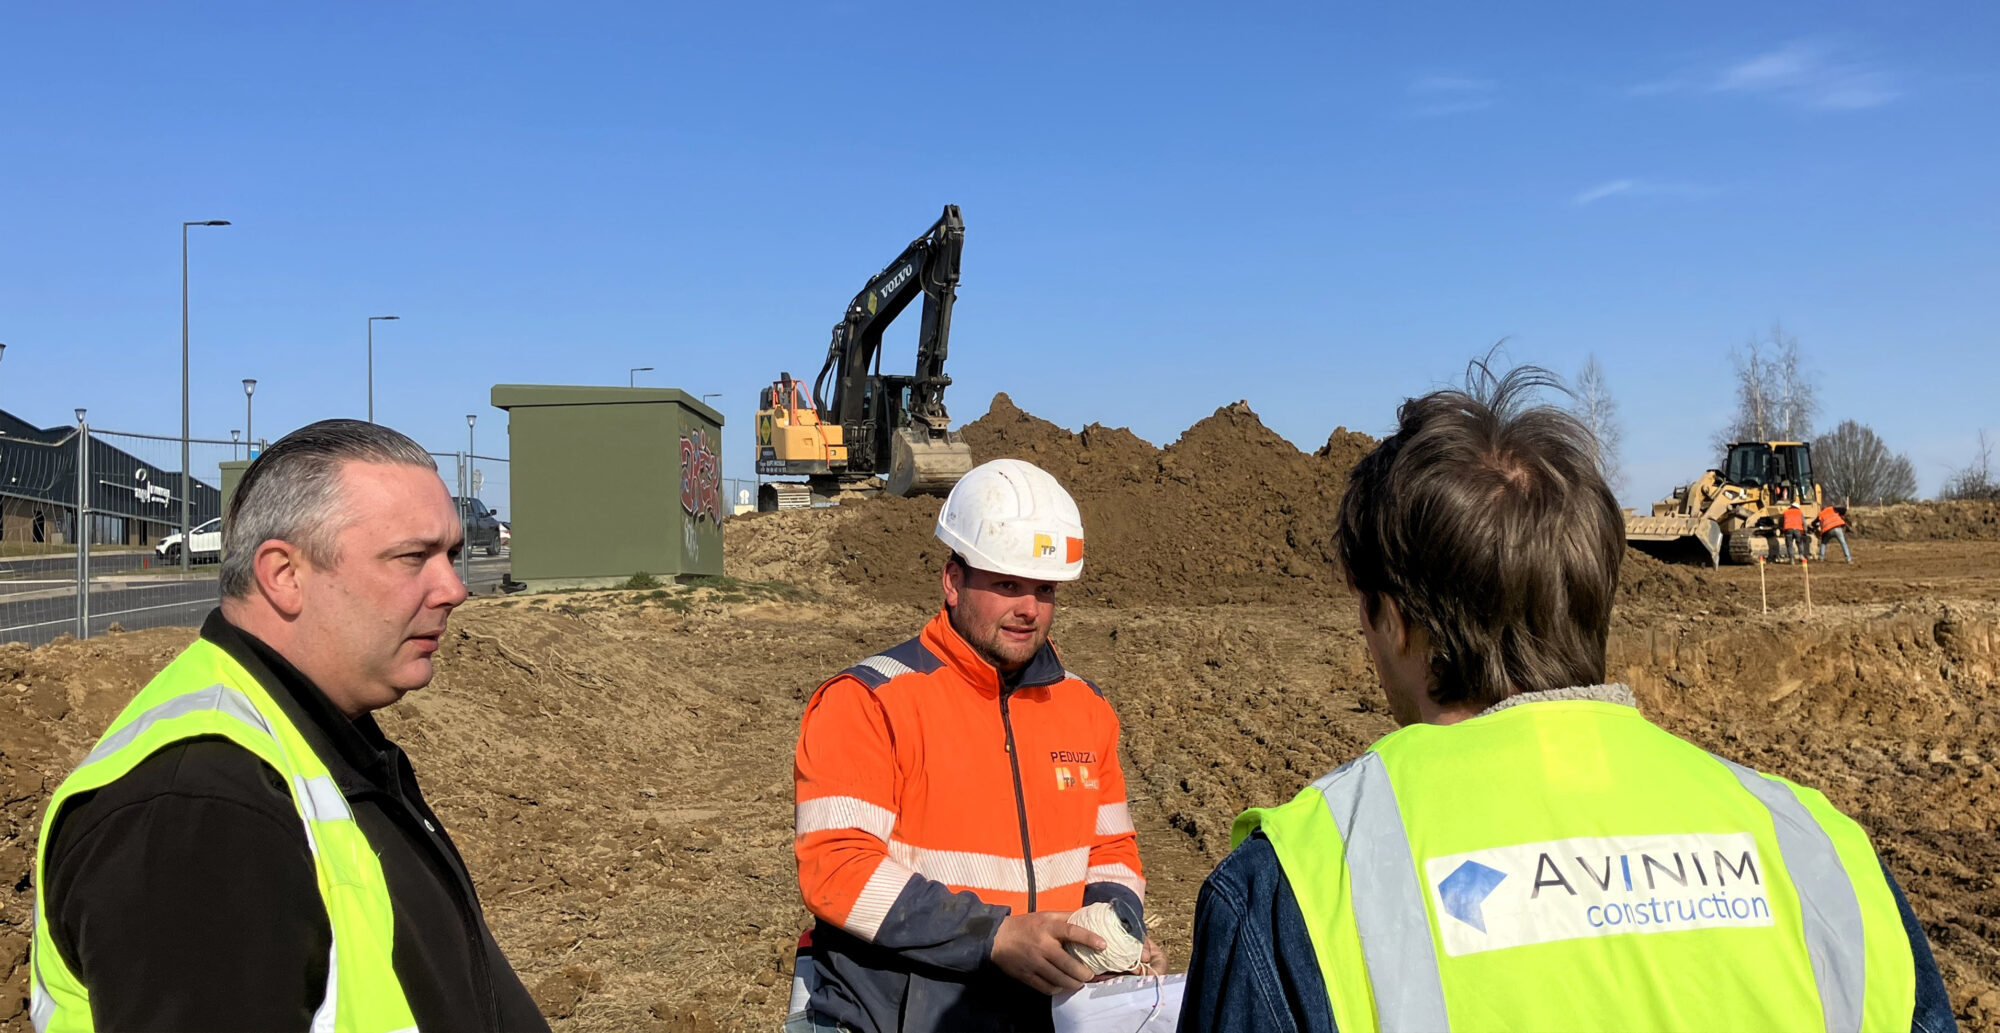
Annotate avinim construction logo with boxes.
[1424,833,1774,956]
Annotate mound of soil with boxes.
[1848,501,2000,541]
[728,394,1378,608]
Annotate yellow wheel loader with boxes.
[754,205,975,510]
[1625,441,1821,566]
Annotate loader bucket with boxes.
[1624,514,1723,567]
[887,427,975,498]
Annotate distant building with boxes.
[0,410,221,547]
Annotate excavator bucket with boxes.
[887,427,974,498]
[1624,514,1724,567]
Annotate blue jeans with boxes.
[1820,527,1852,562]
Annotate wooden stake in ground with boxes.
[1759,556,1768,614]
[1802,554,1812,616]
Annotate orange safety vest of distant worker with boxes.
[794,609,1143,938]
[1817,505,1847,532]
[1782,506,1805,532]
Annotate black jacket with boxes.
[42,610,548,1032]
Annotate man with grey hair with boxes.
[30,419,547,1031]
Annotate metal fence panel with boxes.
[0,427,88,646]
[80,429,238,640]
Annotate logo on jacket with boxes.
[1425,833,1773,956]
[1437,860,1507,933]
[1053,764,1098,791]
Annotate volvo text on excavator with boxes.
[754,205,976,510]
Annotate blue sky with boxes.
[4,2,1995,509]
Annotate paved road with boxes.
[0,551,161,586]
[0,552,513,648]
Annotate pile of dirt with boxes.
[1848,501,2000,541]
[727,393,1378,608]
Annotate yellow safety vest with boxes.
[30,638,418,1033]
[1236,697,1915,1032]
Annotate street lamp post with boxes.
[701,392,722,405]
[231,429,241,460]
[367,316,400,422]
[464,414,477,585]
[629,366,653,388]
[243,379,257,457]
[182,219,230,573]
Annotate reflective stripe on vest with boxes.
[1236,700,1915,1032]
[31,639,418,1033]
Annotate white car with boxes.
[156,517,222,564]
[498,522,510,547]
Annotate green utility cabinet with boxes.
[218,460,251,562]
[491,385,726,590]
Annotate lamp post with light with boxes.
[243,379,257,456]
[629,366,653,387]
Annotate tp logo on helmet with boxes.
[936,460,1086,582]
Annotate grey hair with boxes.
[220,419,440,598]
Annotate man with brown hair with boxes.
[1179,362,1951,1032]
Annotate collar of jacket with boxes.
[1475,682,1638,718]
[919,607,1070,698]
[200,608,405,798]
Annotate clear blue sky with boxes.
[4,2,1995,508]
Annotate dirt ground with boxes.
[3,396,1999,1031]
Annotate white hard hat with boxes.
[935,459,1085,582]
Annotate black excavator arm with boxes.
[812,204,964,475]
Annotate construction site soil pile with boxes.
[1849,500,2000,541]
[729,392,1379,608]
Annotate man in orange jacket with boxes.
[1779,501,1808,563]
[791,459,1156,1032]
[1814,503,1852,562]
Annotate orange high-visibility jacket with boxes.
[794,609,1144,1029]
[1817,505,1847,532]
[1782,506,1805,531]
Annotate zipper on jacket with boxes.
[998,687,1037,911]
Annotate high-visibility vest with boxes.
[1819,506,1848,532]
[1236,699,1915,1032]
[1784,507,1806,531]
[30,638,417,1033]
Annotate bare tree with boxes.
[1941,430,2000,501]
[1717,323,1818,450]
[1570,354,1624,492]
[1814,419,1918,506]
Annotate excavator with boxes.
[1625,440,1823,566]
[754,205,975,510]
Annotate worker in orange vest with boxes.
[1814,504,1852,563]
[1779,502,1807,564]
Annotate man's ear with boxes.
[254,539,310,618]
[940,556,963,609]
[1376,595,1413,656]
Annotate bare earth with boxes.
[2,396,1997,1032]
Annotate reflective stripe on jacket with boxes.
[793,608,1143,1031]
[31,638,416,1033]
[1235,694,1915,1032]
